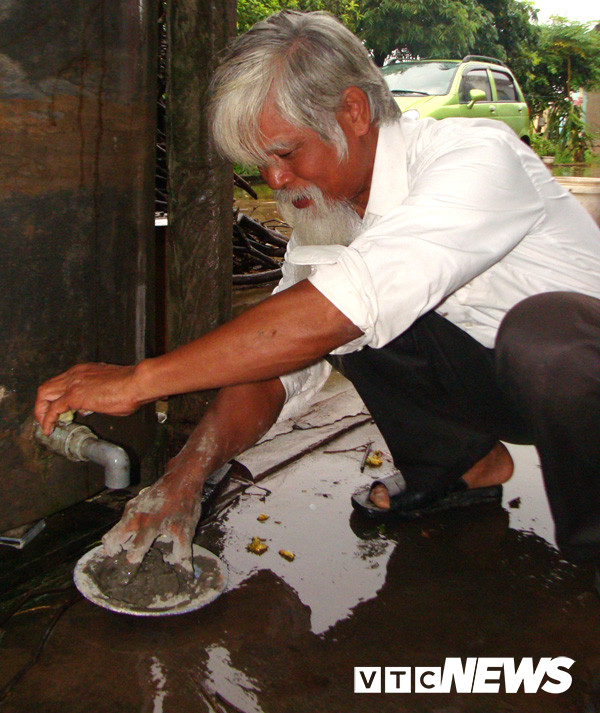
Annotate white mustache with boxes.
[274,185,323,206]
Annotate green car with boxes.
[382,56,531,143]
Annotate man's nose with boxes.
[260,163,292,190]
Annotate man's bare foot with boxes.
[369,442,514,510]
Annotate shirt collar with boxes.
[364,119,409,220]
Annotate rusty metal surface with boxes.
[0,0,158,530]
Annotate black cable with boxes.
[0,584,75,629]
[0,588,80,703]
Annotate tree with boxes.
[357,0,495,66]
[236,0,538,78]
[533,20,600,107]
[473,0,539,100]
[237,0,287,34]
[237,0,360,34]
[530,19,600,159]
[293,0,361,33]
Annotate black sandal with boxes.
[351,472,502,519]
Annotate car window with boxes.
[491,70,518,101]
[382,62,459,96]
[458,68,492,103]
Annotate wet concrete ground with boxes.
[1,373,599,713]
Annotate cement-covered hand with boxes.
[35,362,145,436]
[102,471,203,575]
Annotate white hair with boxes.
[209,10,400,165]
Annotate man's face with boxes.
[257,97,372,216]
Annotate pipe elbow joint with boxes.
[80,438,130,490]
[35,422,131,490]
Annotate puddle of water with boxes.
[204,645,264,713]
[205,423,396,635]
[199,421,564,637]
[149,656,168,713]
[552,163,600,178]
[503,443,557,548]
[3,407,598,713]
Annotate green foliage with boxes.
[234,163,261,177]
[472,0,540,102]
[529,20,600,161]
[530,133,572,163]
[237,0,360,34]
[293,0,361,33]
[530,132,557,156]
[237,0,287,34]
[531,20,600,106]
[531,130,598,165]
[357,0,494,66]
[544,104,597,161]
[236,0,542,83]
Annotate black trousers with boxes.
[331,292,600,563]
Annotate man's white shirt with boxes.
[275,116,600,421]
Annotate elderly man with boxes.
[36,11,600,584]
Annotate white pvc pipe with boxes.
[35,423,130,490]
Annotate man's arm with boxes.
[35,280,361,435]
[102,377,286,569]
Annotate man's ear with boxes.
[338,86,372,137]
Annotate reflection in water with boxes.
[552,163,600,178]
[503,443,557,548]
[208,426,397,634]
[198,486,599,713]
[202,427,579,636]
[192,391,600,710]
[3,412,599,713]
[149,657,168,713]
[205,645,264,713]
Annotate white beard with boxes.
[275,185,363,248]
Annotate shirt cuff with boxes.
[307,246,378,354]
[277,359,332,422]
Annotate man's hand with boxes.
[35,363,144,436]
[100,380,286,575]
[102,464,204,575]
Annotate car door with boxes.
[489,68,529,139]
[457,67,496,120]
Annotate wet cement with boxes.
[84,541,220,612]
[1,376,599,712]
